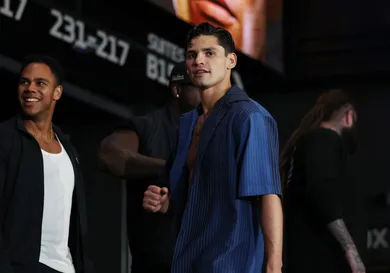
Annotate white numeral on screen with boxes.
[107,35,119,63]
[49,8,130,66]
[96,30,108,58]
[117,40,130,66]
[14,0,27,21]
[62,14,76,43]
[74,20,87,49]
[49,9,63,39]
[146,54,174,86]
[0,0,13,18]
[0,0,27,20]
[96,31,130,66]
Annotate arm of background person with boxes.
[98,129,166,180]
[327,219,365,272]
[304,134,365,271]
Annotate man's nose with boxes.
[194,53,205,66]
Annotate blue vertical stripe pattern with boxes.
[169,86,281,273]
[238,103,282,198]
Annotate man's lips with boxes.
[193,69,210,75]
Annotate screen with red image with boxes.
[147,0,283,72]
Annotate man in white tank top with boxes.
[0,55,94,273]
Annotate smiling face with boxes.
[18,62,62,119]
[185,35,236,90]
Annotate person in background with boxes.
[280,89,366,273]
[143,22,283,273]
[97,61,200,273]
[0,54,94,273]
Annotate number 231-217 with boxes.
[49,9,130,67]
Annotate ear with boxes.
[53,85,63,101]
[227,53,237,70]
[346,110,354,127]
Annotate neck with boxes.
[200,80,232,115]
[169,99,182,117]
[320,121,342,135]
[23,115,53,136]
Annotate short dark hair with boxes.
[185,22,235,56]
[19,54,65,86]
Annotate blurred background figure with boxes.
[97,61,200,273]
[281,89,365,273]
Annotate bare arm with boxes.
[327,219,365,272]
[259,194,283,272]
[98,130,165,180]
[328,219,356,251]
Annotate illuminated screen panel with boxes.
[147,0,283,72]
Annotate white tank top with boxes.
[39,139,76,273]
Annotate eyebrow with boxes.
[187,47,218,54]
[20,77,50,83]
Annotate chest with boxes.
[174,117,239,191]
[9,137,78,202]
[39,140,61,153]
[41,148,75,194]
[187,114,207,172]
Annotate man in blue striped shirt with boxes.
[143,22,283,273]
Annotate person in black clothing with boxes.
[0,54,93,273]
[280,89,365,273]
[97,61,200,273]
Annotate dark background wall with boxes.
[284,0,390,79]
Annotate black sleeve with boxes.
[303,132,344,225]
[112,116,150,140]
[0,147,14,273]
[155,151,175,188]
[154,112,179,189]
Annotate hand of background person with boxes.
[346,248,366,273]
